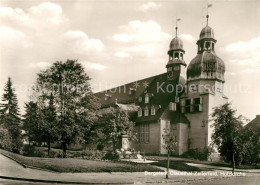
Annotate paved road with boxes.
[0,154,259,185]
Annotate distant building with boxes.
[95,15,228,155]
[246,115,260,132]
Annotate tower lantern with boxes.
[166,19,186,80]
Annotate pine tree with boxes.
[0,77,22,153]
[23,101,39,146]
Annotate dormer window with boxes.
[151,106,155,115]
[129,88,136,95]
[145,94,149,103]
[138,108,142,117]
[144,107,149,116]
[105,93,112,101]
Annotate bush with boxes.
[22,145,47,157]
[181,148,209,161]
[80,149,105,160]
[102,151,120,161]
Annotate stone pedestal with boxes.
[119,135,130,150]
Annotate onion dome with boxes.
[186,15,225,82]
[187,52,225,81]
[199,25,214,39]
[169,37,183,50]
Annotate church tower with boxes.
[180,14,228,153]
[186,15,225,93]
[166,26,186,80]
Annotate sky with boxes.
[0,0,259,120]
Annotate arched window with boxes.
[206,42,210,50]
[151,106,155,115]
[212,43,215,51]
[200,43,203,51]
[144,107,149,116]
[174,52,179,59]
[138,108,142,117]
[145,94,149,103]
[180,53,183,59]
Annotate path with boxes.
[0,154,256,184]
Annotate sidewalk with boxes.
[187,163,260,174]
[0,154,237,184]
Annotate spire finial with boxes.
[206,4,212,26]
[175,18,181,37]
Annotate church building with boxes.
[95,15,228,155]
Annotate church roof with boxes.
[94,73,163,108]
[94,71,189,124]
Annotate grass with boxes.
[151,160,202,171]
[0,149,163,173]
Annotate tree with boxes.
[239,127,260,165]
[32,60,100,157]
[23,101,39,146]
[0,77,22,153]
[211,103,247,174]
[0,124,12,150]
[97,107,136,151]
[162,127,177,179]
[40,93,58,156]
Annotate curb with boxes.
[0,175,133,184]
[0,152,59,173]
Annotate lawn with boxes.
[0,149,162,173]
[151,160,202,171]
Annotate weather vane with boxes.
[202,3,213,27]
[175,17,181,37]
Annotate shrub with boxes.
[181,148,209,161]
[22,145,47,157]
[102,151,120,161]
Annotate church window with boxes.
[200,43,203,51]
[194,97,203,112]
[169,102,177,111]
[138,108,142,117]
[144,107,149,116]
[175,96,179,103]
[212,43,215,51]
[180,53,183,59]
[185,99,191,113]
[180,99,185,113]
[201,119,207,127]
[151,106,155,115]
[174,52,179,59]
[145,95,149,103]
[206,42,210,50]
[139,123,150,143]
